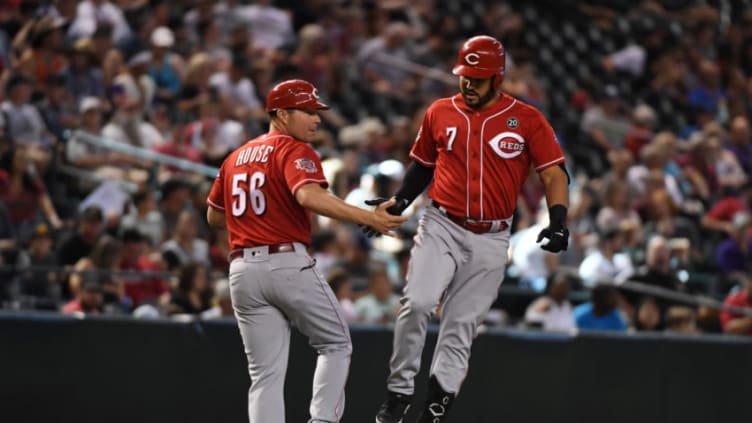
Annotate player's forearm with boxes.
[393,161,435,205]
[540,165,569,209]
[296,184,371,226]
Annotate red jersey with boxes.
[410,93,565,220]
[207,130,328,250]
[719,290,752,335]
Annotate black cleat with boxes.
[416,376,456,423]
[375,391,413,423]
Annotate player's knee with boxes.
[404,295,439,316]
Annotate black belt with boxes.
[432,201,509,234]
[229,243,296,261]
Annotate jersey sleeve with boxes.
[527,110,566,172]
[206,161,226,210]
[282,142,328,194]
[409,108,438,167]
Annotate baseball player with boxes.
[370,35,571,422]
[206,79,408,423]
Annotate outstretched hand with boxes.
[361,197,409,238]
[536,226,569,253]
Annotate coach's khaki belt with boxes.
[432,201,509,234]
[229,242,300,261]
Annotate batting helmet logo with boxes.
[464,53,480,65]
[452,35,506,90]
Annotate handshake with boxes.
[361,197,410,238]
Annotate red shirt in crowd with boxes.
[120,256,168,307]
[720,290,752,335]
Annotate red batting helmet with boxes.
[452,35,506,90]
[266,79,330,112]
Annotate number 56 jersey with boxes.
[207,130,328,250]
[410,93,566,221]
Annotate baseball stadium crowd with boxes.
[0,0,750,336]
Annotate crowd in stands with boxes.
[0,0,750,336]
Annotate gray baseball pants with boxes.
[229,242,352,423]
[387,206,509,394]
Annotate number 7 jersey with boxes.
[410,93,566,221]
[207,130,328,250]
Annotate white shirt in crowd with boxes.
[524,296,576,332]
[578,250,634,288]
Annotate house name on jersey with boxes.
[236,145,274,166]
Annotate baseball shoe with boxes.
[416,376,455,423]
[375,391,413,423]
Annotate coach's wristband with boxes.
[548,204,568,230]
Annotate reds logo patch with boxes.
[488,132,526,159]
[294,158,318,173]
[507,117,518,129]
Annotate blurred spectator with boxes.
[61,279,102,314]
[574,283,628,332]
[14,16,68,89]
[104,50,161,148]
[57,205,103,267]
[510,222,558,291]
[118,229,168,309]
[208,227,230,273]
[357,21,416,99]
[119,189,164,248]
[578,226,634,288]
[327,267,357,323]
[354,266,399,324]
[705,133,747,191]
[237,0,295,52]
[161,209,210,270]
[201,278,234,320]
[726,115,752,178]
[634,297,661,331]
[719,275,752,335]
[664,306,699,334]
[16,222,59,309]
[66,97,148,187]
[146,26,185,105]
[168,262,211,315]
[68,235,123,311]
[68,0,133,45]
[37,73,77,143]
[63,37,105,104]
[0,74,54,170]
[208,54,266,122]
[701,181,752,237]
[159,178,192,237]
[631,235,686,303]
[311,230,341,279]
[596,178,642,245]
[714,212,752,279]
[524,272,576,332]
[623,104,657,159]
[0,147,62,233]
[580,84,631,154]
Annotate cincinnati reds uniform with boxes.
[388,91,566,392]
[376,35,569,423]
[207,129,351,423]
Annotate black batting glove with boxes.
[361,197,409,238]
[536,204,569,253]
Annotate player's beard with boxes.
[462,88,497,109]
